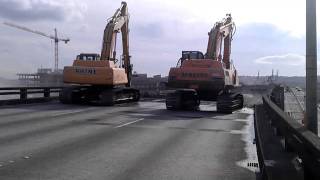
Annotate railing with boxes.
[287,86,305,114]
[0,86,63,106]
[261,95,320,179]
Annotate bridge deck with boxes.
[0,101,258,180]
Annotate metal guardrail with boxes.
[262,95,320,179]
[0,86,63,106]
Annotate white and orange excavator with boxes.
[60,2,139,105]
[166,14,243,113]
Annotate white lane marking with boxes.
[114,118,144,128]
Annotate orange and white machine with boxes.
[60,2,139,105]
[166,14,243,112]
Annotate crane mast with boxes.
[3,22,70,72]
[205,14,234,69]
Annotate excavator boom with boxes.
[100,2,131,86]
[206,14,234,68]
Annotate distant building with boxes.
[37,68,52,74]
[131,73,168,97]
[17,69,168,96]
[17,68,63,86]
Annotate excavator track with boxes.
[59,86,83,104]
[165,89,200,110]
[216,93,243,113]
[99,87,140,105]
[59,86,140,105]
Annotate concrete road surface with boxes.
[0,100,259,180]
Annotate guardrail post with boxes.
[280,86,284,110]
[302,155,319,180]
[20,88,27,101]
[284,136,293,152]
[306,0,318,134]
[44,88,50,98]
[273,127,282,136]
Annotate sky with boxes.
[0,0,318,78]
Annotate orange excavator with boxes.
[166,14,243,113]
[60,2,139,105]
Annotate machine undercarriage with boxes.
[60,85,139,105]
[165,88,243,113]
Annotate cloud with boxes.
[254,54,304,66]
[231,23,306,76]
[130,0,306,37]
[0,0,87,22]
[132,23,163,39]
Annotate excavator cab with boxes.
[181,51,204,60]
[177,51,205,67]
[76,53,100,61]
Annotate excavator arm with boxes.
[100,1,131,86]
[205,14,235,69]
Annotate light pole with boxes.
[306,0,318,134]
